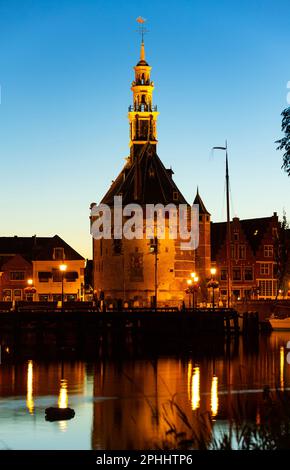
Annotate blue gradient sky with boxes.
[0,0,289,258]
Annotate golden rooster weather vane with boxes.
[136,16,148,42]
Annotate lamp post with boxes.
[25,278,36,302]
[59,264,67,309]
[207,268,219,311]
[192,275,199,308]
[187,273,199,309]
[210,268,216,310]
[187,279,193,308]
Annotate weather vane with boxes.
[136,16,148,42]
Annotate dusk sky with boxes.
[0,0,289,259]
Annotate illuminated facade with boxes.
[0,235,85,302]
[211,212,288,300]
[92,40,211,307]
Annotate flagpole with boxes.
[212,142,232,308]
[225,143,232,308]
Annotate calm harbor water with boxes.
[0,332,289,450]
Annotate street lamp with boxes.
[24,278,36,301]
[210,268,217,277]
[59,264,67,309]
[193,276,199,308]
[187,275,199,308]
[208,268,219,310]
[187,279,193,308]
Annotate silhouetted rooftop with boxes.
[0,235,84,263]
[101,143,188,206]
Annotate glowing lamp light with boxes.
[210,268,217,276]
[27,278,33,286]
[190,272,196,279]
[187,279,193,285]
[59,264,67,272]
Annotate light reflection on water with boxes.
[26,360,34,415]
[191,366,200,411]
[211,375,218,417]
[0,332,289,450]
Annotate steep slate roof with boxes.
[211,216,274,260]
[193,188,210,215]
[101,143,188,206]
[0,235,84,261]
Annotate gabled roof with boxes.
[0,235,84,261]
[211,216,277,260]
[101,143,188,206]
[0,255,14,270]
[193,188,210,215]
[240,217,274,254]
[0,253,32,270]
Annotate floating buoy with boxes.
[45,407,75,422]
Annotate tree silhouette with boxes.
[276,107,290,176]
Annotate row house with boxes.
[0,235,85,302]
[211,212,284,301]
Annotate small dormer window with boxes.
[173,191,178,201]
[148,164,155,178]
[53,247,65,261]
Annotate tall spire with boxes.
[194,188,210,215]
[128,19,159,160]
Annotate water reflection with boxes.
[57,379,69,432]
[58,379,68,409]
[26,360,34,414]
[280,347,285,390]
[210,375,218,417]
[0,333,289,449]
[190,366,200,411]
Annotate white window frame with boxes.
[258,279,273,298]
[264,245,273,258]
[260,263,270,275]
